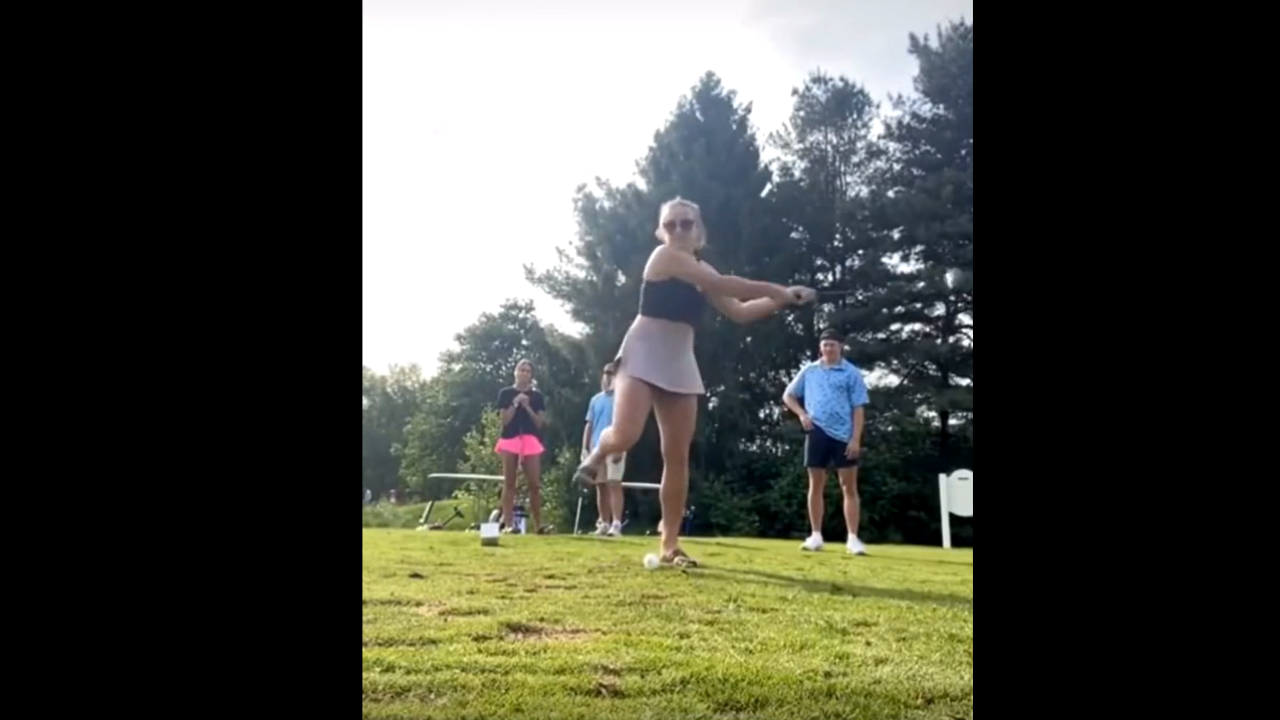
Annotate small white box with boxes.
[479,522,500,546]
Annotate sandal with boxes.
[660,548,699,568]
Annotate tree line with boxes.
[362,20,973,545]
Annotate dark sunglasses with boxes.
[662,218,696,233]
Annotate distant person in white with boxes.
[583,362,626,536]
[782,328,870,555]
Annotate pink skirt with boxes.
[614,315,704,395]
[494,434,545,458]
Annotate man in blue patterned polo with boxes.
[782,328,870,555]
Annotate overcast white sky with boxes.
[363,0,972,376]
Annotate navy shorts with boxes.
[804,425,859,469]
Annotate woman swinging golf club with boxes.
[573,197,816,566]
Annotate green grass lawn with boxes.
[362,529,973,720]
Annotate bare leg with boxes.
[576,373,652,484]
[837,466,859,538]
[596,485,609,527]
[653,389,698,558]
[610,481,624,527]
[500,452,519,527]
[807,468,828,536]
[521,454,543,529]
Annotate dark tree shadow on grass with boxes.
[691,566,972,610]
[682,539,763,552]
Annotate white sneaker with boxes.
[606,521,621,537]
[847,537,867,555]
[800,534,824,552]
[594,522,609,536]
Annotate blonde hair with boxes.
[514,358,536,388]
[657,196,706,251]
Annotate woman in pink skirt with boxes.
[494,359,552,533]
[574,197,815,566]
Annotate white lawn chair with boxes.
[938,469,973,549]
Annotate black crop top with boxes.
[638,277,706,326]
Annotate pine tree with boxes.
[838,20,974,464]
[527,72,806,491]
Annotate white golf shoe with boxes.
[847,536,867,555]
[800,534,824,552]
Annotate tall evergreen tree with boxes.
[769,69,883,360]
[365,34,977,542]
[527,72,808,510]
[839,20,974,464]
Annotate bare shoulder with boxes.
[646,246,692,275]
[644,245,712,280]
[642,246,671,280]
[645,247,724,291]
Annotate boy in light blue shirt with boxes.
[783,328,870,555]
[583,362,626,536]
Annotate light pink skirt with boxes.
[614,315,705,395]
[494,434,545,458]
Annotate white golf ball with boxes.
[643,553,660,570]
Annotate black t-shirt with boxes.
[495,386,546,439]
